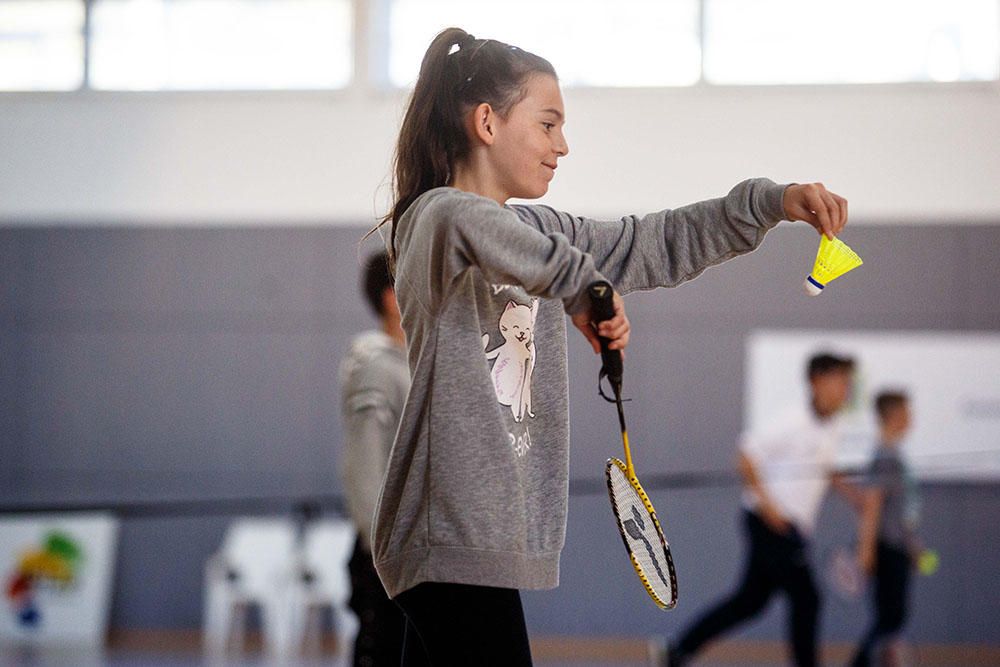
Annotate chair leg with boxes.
[231,603,248,655]
[203,583,232,656]
[263,595,298,658]
[304,604,324,656]
[332,604,359,658]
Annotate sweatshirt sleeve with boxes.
[340,361,398,551]
[396,189,605,314]
[510,178,789,295]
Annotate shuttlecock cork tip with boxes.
[804,275,824,296]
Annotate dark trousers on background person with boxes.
[672,511,821,667]
[850,540,911,667]
[348,538,406,667]
[394,582,533,667]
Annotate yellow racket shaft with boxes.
[622,429,635,478]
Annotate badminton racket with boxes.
[589,281,678,610]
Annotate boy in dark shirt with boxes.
[852,390,920,666]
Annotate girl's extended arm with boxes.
[513,179,845,295]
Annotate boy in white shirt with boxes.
[669,353,862,667]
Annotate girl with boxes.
[370,27,847,666]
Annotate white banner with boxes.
[0,513,118,647]
[746,330,1000,480]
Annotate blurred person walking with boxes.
[668,353,864,667]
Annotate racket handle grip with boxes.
[588,281,623,392]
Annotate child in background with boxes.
[668,354,861,667]
[852,391,920,667]
[339,251,408,666]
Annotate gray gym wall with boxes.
[2,221,998,644]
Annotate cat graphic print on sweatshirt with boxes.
[483,297,539,424]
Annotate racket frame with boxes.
[606,456,678,610]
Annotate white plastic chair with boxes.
[291,518,359,659]
[203,517,299,658]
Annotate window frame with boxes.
[0,0,997,95]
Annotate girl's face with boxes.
[490,74,569,200]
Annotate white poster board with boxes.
[0,513,118,647]
[746,331,1000,480]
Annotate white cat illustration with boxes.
[483,299,539,422]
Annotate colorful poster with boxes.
[0,513,118,646]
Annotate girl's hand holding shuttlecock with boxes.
[782,182,849,239]
[784,183,861,296]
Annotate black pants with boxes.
[674,511,821,667]
[393,582,533,667]
[348,538,406,667]
[850,541,911,667]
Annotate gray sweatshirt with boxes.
[339,330,410,551]
[373,179,789,598]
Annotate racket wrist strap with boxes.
[598,368,627,403]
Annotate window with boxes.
[704,0,1000,84]
[385,0,701,88]
[0,0,84,91]
[89,0,352,90]
[1,0,998,92]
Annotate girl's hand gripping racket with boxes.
[589,281,678,610]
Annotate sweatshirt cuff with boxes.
[757,181,793,227]
[562,270,607,316]
[563,291,591,316]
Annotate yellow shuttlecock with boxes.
[804,236,863,296]
[918,549,939,576]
